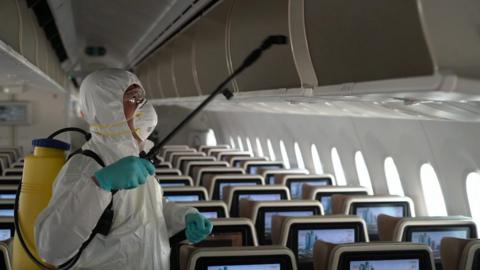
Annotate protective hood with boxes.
[79,69,157,163]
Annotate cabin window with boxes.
[245,137,254,155]
[331,147,347,185]
[279,140,291,169]
[255,137,264,157]
[237,136,244,151]
[310,144,324,174]
[355,151,373,194]
[206,129,217,146]
[294,142,306,169]
[267,139,276,161]
[420,163,448,216]
[384,157,405,196]
[466,172,480,225]
[229,137,236,149]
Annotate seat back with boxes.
[273,215,368,270]
[243,161,285,175]
[441,237,480,270]
[171,152,206,168]
[155,168,182,176]
[197,167,245,187]
[0,242,11,270]
[185,161,229,179]
[179,156,216,172]
[314,241,435,270]
[239,199,324,244]
[277,174,334,199]
[174,201,229,218]
[205,175,263,200]
[301,185,368,215]
[332,195,415,240]
[377,215,477,266]
[261,169,309,185]
[181,246,297,270]
[223,185,291,217]
[163,187,209,202]
[156,176,194,187]
[231,156,268,167]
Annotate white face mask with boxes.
[133,102,158,142]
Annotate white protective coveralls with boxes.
[35,69,197,269]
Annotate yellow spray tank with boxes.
[12,138,70,270]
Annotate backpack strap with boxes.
[60,149,117,268]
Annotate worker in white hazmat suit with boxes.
[35,69,212,269]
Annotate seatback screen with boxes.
[164,195,200,202]
[0,209,14,217]
[238,194,282,202]
[247,165,283,175]
[408,227,470,259]
[200,211,218,219]
[218,181,258,200]
[264,211,313,239]
[0,229,11,241]
[207,264,280,270]
[297,229,355,261]
[349,259,419,270]
[353,204,405,237]
[159,182,186,187]
[289,179,330,199]
[197,232,244,248]
[0,193,16,199]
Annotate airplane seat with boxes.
[178,157,216,172]
[207,148,240,159]
[155,168,182,176]
[180,245,297,270]
[171,152,206,168]
[239,199,324,245]
[441,237,480,270]
[301,185,369,215]
[174,201,230,219]
[204,175,263,200]
[185,161,229,180]
[276,174,335,199]
[219,151,252,162]
[162,186,209,202]
[197,167,245,187]
[271,215,369,270]
[262,168,309,185]
[377,215,477,268]
[171,217,259,270]
[313,241,435,270]
[243,161,285,175]
[198,144,230,153]
[155,161,172,169]
[230,156,268,167]
[223,185,291,217]
[3,168,22,177]
[377,215,477,241]
[163,148,196,161]
[156,176,194,187]
[331,195,415,240]
[0,242,11,270]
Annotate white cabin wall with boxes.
[0,89,68,154]
[178,109,480,218]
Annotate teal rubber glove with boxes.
[185,213,213,243]
[94,156,155,191]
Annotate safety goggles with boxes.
[124,86,146,105]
